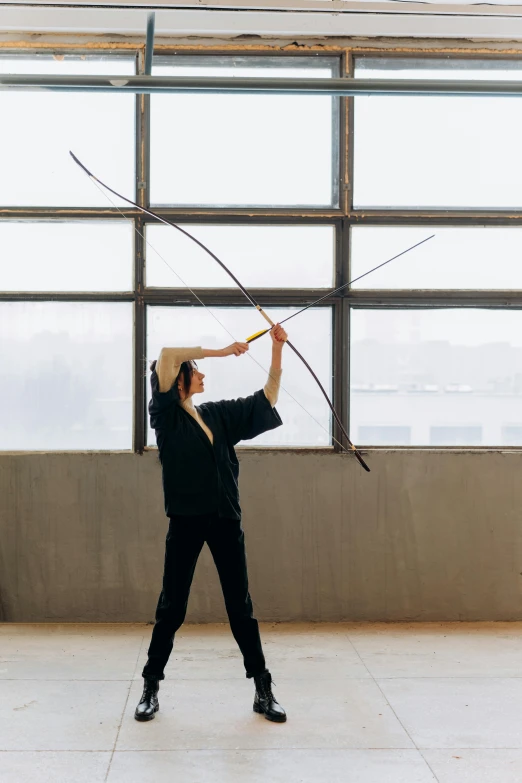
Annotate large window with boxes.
[350,310,522,447]
[145,224,335,289]
[0,51,340,452]
[0,56,135,207]
[353,58,522,210]
[350,226,522,291]
[350,55,522,448]
[150,56,339,208]
[3,49,522,452]
[147,306,333,447]
[0,302,133,450]
[0,220,134,292]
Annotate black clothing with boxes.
[142,513,266,680]
[144,371,282,681]
[134,678,160,721]
[254,671,287,722]
[149,369,282,520]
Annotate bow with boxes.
[246,235,434,344]
[70,151,370,471]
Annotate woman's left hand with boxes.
[270,324,288,346]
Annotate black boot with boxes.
[253,671,286,723]
[134,677,160,722]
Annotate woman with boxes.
[135,324,288,724]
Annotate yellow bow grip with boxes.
[246,306,276,343]
[246,328,270,344]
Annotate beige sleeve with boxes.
[155,347,205,393]
[263,367,283,407]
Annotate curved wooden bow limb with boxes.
[70,151,370,471]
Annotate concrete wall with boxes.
[1,449,522,622]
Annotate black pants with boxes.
[142,513,266,680]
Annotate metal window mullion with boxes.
[340,51,353,216]
[340,216,352,448]
[133,50,148,454]
[133,295,147,454]
[140,211,341,223]
[332,298,344,453]
[5,210,522,224]
[142,288,344,307]
[330,54,343,212]
[0,209,140,218]
[347,212,522,224]
[0,292,134,302]
[341,53,354,447]
[342,297,352,447]
[133,217,146,454]
[347,291,522,307]
[330,218,345,451]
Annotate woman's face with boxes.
[187,368,205,397]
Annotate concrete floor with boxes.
[1,624,522,782]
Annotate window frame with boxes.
[149,53,342,210]
[346,50,522,449]
[4,47,522,451]
[0,48,347,453]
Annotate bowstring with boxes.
[88,176,349,453]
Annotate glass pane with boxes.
[146,224,335,288]
[350,226,522,290]
[150,56,338,207]
[0,220,133,292]
[0,55,135,207]
[353,58,522,209]
[0,302,133,450]
[351,309,522,447]
[147,305,332,447]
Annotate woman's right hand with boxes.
[219,342,250,357]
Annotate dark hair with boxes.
[177,360,198,396]
[150,358,197,396]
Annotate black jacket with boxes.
[149,370,283,520]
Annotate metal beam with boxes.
[144,12,155,77]
[4,74,522,97]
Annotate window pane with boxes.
[358,425,411,446]
[150,56,338,207]
[351,309,522,447]
[146,224,335,288]
[147,305,332,447]
[350,226,522,290]
[0,302,133,450]
[353,58,522,209]
[430,426,482,446]
[502,425,522,445]
[1,220,133,292]
[0,55,135,207]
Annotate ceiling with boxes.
[2,0,522,41]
